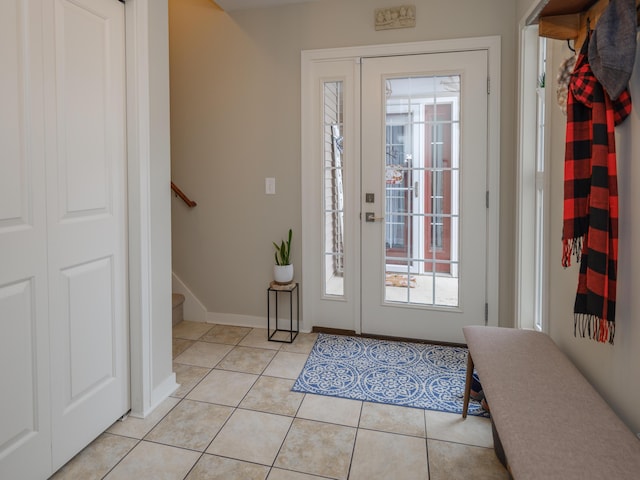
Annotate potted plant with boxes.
[273,228,293,284]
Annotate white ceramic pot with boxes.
[273,264,294,284]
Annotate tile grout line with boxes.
[99,437,143,480]
[344,400,365,480]
[268,407,298,476]
[160,324,242,479]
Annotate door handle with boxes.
[365,212,385,222]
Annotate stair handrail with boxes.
[171,181,197,208]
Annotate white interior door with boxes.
[0,1,52,477]
[361,51,488,344]
[45,0,129,469]
[1,0,128,476]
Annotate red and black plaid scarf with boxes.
[562,38,632,344]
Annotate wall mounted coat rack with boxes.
[530,0,640,51]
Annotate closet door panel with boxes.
[0,0,52,478]
[46,0,129,469]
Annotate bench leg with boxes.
[462,352,474,419]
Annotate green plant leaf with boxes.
[273,229,293,265]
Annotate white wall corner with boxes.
[129,373,178,419]
[126,0,175,419]
[172,272,208,322]
[126,0,152,419]
[149,373,178,416]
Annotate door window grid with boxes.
[385,119,412,257]
[430,123,445,250]
[383,76,460,307]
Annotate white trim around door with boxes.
[301,37,501,338]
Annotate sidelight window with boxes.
[323,81,345,297]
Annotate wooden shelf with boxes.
[532,0,640,51]
[537,0,598,18]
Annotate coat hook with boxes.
[567,39,575,53]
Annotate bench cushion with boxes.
[463,326,640,479]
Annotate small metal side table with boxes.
[267,281,299,343]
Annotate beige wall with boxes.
[169,0,518,327]
[516,0,539,23]
[546,39,640,434]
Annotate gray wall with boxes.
[546,38,640,434]
[169,0,518,328]
[517,0,539,23]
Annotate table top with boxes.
[268,281,297,291]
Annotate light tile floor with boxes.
[51,321,510,480]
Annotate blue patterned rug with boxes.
[292,334,487,416]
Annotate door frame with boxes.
[125,0,178,419]
[301,37,501,334]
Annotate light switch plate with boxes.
[265,177,276,195]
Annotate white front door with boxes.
[360,51,488,344]
[0,0,129,476]
[46,0,129,468]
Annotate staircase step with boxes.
[172,293,185,309]
[172,293,185,326]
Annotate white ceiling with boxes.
[214,0,321,11]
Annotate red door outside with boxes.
[424,103,452,274]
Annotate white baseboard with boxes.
[206,311,311,333]
[207,311,267,329]
[171,272,207,322]
[129,372,178,419]
[171,271,311,333]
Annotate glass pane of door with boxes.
[323,81,345,296]
[383,75,460,307]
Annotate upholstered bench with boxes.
[462,326,640,479]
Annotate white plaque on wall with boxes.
[375,5,416,30]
